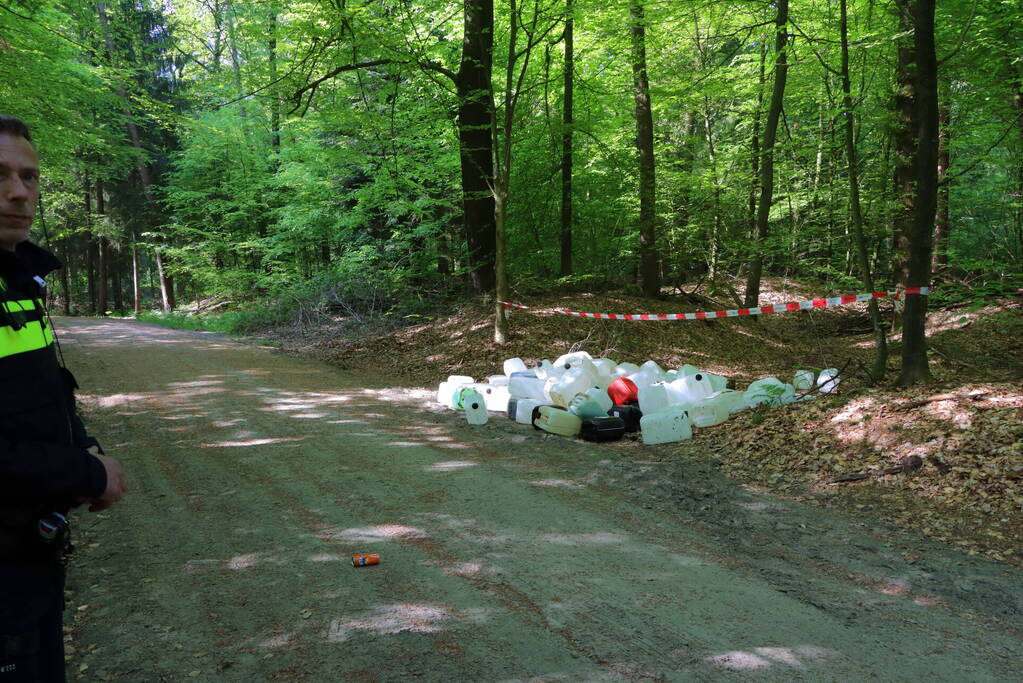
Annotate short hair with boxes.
[0,116,32,142]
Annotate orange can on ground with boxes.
[352,554,380,567]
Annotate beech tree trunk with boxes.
[84,180,96,315]
[892,0,918,291]
[897,0,938,386]
[457,0,496,294]
[932,102,951,274]
[132,243,142,315]
[96,179,109,316]
[748,40,767,242]
[1010,71,1023,258]
[841,0,887,382]
[744,0,789,307]
[630,1,659,298]
[559,0,574,277]
[97,0,174,312]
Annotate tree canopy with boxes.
[2,0,1020,383]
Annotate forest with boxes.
[1,0,1021,385]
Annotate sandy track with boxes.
[57,317,1023,681]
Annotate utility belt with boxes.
[0,513,73,565]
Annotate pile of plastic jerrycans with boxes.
[437,352,840,445]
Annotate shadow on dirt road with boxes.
[58,318,1023,681]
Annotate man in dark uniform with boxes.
[0,116,127,682]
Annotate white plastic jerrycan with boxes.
[591,358,618,380]
[637,381,675,416]
[471,383,510,412]
[743,378,796,408]
[548,366,596,407]
[503,357,529,376]
[817,368,840,393]
[679,364,700,377]
[667,373,716,404]
[514,398,552,425]
[615,362,641,377]
[487,374,510,387]
[535,359,562,381]
[703,389,745,415]
[437,375,474,406]
[553,350,593,371]
[629,360,665,387]
[689,398,728,428]
[705,372,728,393]
[462,390,488,425]
[508,373,547,400]
[641,407,693,444]
[792,369,815,391]
[568,386,614,419]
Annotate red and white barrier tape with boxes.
[500,287,929,321]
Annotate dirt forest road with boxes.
[57,318,1023,682]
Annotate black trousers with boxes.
[0,561,65,683]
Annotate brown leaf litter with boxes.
[262,279,1023,563]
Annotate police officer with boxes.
[0,116,128,682]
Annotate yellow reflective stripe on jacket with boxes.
[0,298,53,358]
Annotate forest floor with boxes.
[265,277,1023,565]
[59,305,1023,681]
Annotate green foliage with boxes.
[3,0,1022,316]
[930,256,1023,308]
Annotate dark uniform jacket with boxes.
[0,241,106,562]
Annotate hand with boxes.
[80,451,127,512]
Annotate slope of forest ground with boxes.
[232,278,1023,564]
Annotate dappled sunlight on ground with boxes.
[325,604,489,643]
[260,634,293,649]
[307,554,344,563]
[826,385,1023,451]
[529,479,584,489]
[315,524,428,543]
[705,644,840,670]
[439,561,483,577]
[183,551,283,573]
[200,436,308,448]
[425,460,478,471]
[540,532,626,546]
[873,577,912,596]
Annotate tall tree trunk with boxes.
[113,263,123,313]
[559,0,574,277]
[892,0,918,292]
[96,179,108,315]
[672,110,698,282]
[703,108,722,281]
[898,0,938,386]
[96,0,174,312]
[493,0,522,345]
[268,10,282,156]
[84,180,96,315]
[748,40,767,241]
[1013,73,1023,258]
[932,101,951,274]
[630,1,659,298]
[744,0,789,307]
[841,0,887,382]
[225,1,246,105]
[131,231,142,315]
[457,0,496,293]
